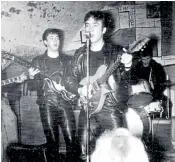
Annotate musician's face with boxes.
[44,33,60,51]
[141,56,152,67]
[85,17,106,43]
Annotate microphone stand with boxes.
[166,75,170,119]
[86,36,90,162]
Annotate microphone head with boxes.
[85,31,91,39]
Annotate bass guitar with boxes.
[79,36,152,115]
[1,51,77,101]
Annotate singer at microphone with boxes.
[68,10,132,162]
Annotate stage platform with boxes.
[7,96,175,161]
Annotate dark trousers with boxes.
[77,95,124,161]
[39,95,76,162]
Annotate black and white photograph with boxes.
[1,1,175,162]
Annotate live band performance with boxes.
[1,1,175,162]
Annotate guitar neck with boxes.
[1,50,64,84]
[2,76,22,86]
[14,57,33,69]
[97,37,151,85]
[13,56,58,82]
[98,58,120,85]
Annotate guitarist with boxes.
[69,10,133,161]
[1,59,26,162]
[27,28,76,162]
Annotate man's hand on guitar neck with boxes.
[78,84,93,99]
[28,67,40,79]
[121,48,133,71]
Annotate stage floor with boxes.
[18,96,175,161]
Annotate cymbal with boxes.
[123,79,175,86]
[163,82,175,86]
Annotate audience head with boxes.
[91,128,149,162]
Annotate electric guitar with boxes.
[79,36,152,115]
[1,51,77,101]
[1,73,27,86]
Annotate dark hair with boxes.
[42,28,61,41]
[84,10,113,28]
[84,10,115,39]
[140,45,153,57]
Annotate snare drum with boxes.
[144,101,163,114]
[127,80,153,108]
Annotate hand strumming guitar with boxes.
[78,84,93,100]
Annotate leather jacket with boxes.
[27,51,75,105]
[130,59,166,100]
[70,42,129,112]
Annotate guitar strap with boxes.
[74,46,85,78]
[100,53,124,114]
[43,56,48,75]
[103,43,124,113]
[103,43,111,66]
[80,53,86,78]
[40,56,47,94]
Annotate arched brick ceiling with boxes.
[1,1,119,56]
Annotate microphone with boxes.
[85,31,91,39]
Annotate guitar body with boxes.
[79,65,113,114]
[44,72,77,101]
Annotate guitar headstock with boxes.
[128,34,158,54]
[1,50,15,61]
[1,50,31,68]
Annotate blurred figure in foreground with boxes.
[91,128,149,162]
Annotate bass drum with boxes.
[127,79,153,109]
[125,107,151,142]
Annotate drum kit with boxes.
[125,79,164,141]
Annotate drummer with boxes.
[121,36,171,118]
